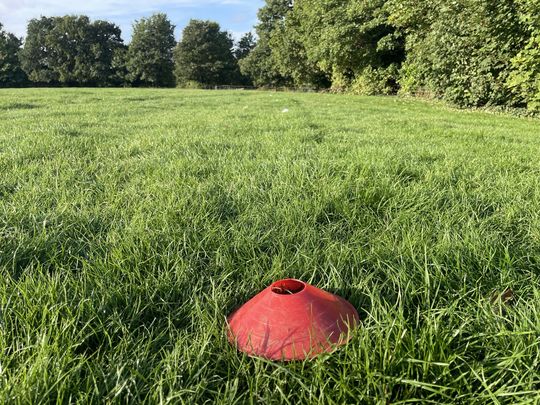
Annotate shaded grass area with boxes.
[1,88,540,403]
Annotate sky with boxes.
[0,0,264,42]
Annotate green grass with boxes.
[1,88,540,403]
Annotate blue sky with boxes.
[0,0,264,42]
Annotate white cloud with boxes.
[0,0,257,39]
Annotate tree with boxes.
[256,0,293,37]
[174,19,239,86]
[110,45,129,86]
[0,23,27,87]
[127,13,176,87]
[234,33,257,85]
[270,0,403,91]
[20,16,125,86]
[47,16,95,84]
[267,5,329,88]
[240,0,293,87]
[47,16,124,85]
[244,0,401,90]
[235,32,256,60]
[507,0,540,111]
[387,0,526,107]
[89,20,125,85]
[239,42,284,87]
[20,17,58,84]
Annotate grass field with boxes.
[1,88,540,403]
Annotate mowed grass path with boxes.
[1,89,540,403]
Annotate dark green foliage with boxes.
[507,0,540,111]
[20,17,58,84]
[109,46,129,86]
[234,33,257,85]
[239,40,289,87]
[280,0,403,91]
[0,23,27,87]
[246,0,403,91]
[234,32,256,60]
[45,16,93,84]
[257,0,293,36]
[174,20,239,86]
[244,0,540,109]
[127,13,176,87]
[19,16,124,86]
[389,0,527,107]
[240,0,293,87]
[88,20,125,85]
[268,7,330,88]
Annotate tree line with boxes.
[1,0,540,111]
[241,0,540,111]
[0,14,255,88]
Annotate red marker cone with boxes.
[227,279,359,361]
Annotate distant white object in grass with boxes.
[282,108,289,113]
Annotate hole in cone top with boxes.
[271,279,305,295]
[227,278,359,361]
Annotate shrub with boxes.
[391,0,526,107]
[351,65,400,96]
[506,0,540,111]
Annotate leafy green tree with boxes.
[20,16,124,86]
[0,23,27,87]
[47,16,124,85]
[89,20,125,85]
[239,42,285,87]
[174,19,239,86]
[256,0,293,37]
[20,17,58,84]
[46,16,95,84]
[507,0,540,111]
[234,33,257,85]
[388,0,526,107]
[110,45,129,86]
[234,32,256,60]
[127,13,176,87]
[240,0,293,87]
[267,5,329,88]
[276,0,403,91]
[246,0,401,90]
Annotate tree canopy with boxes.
[127,13,176,87]
[388,0,526,106]
[239,0,293,87]
[234,32,256,61]
[241,0,540,110]
[174,19,239,86]
[19,16,124,86]
[0,23,27,87]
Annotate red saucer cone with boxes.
[227,279,359,361]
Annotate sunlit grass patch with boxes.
[1,88,540,403]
